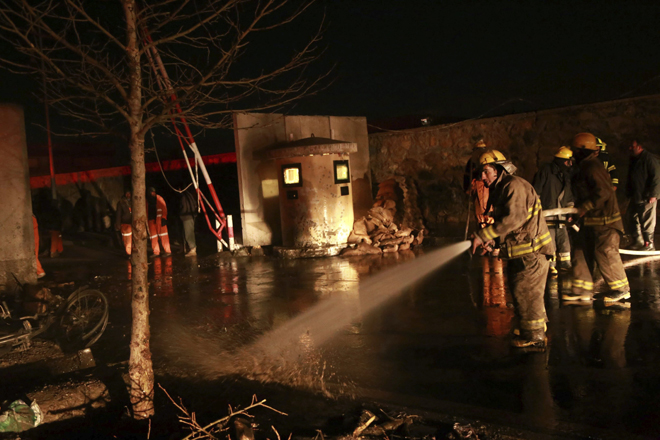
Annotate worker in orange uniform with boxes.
[115,189,132,256]
[147,187,171,257]
[463,138,493,227]
[33,215,46,279]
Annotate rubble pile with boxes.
[341,178,426,256]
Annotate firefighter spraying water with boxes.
[470,150,554,349]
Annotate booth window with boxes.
[334,160,350,184]
[282,163,302,187]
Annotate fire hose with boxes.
[542,207,660,256]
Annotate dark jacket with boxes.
[115,197,132,228]
[532,158,574,226]
[573,155,623,231]
[476,172,555,259]
[598,149,619,187]
[626,149,660,204]
[41,200,63,231]
[179,189,198,217]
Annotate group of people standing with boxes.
[465,132,660,350]
[115,186,199,258]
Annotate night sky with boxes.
[295,0,660,121]
[3,0,660,151]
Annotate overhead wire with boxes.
[150,131,195,194]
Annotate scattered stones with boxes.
[232,247,250,257]
[341,178,426,256]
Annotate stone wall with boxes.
[369,94,660,232]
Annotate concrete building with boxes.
[0,104,37,290]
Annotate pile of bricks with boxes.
[341,177,425,256]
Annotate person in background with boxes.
[533,146,574,276]
[115,189,133,256]
[596,137,619,190]
[471,150,553,349]
[33,215,45,279]
[463,137,492,228]
[179,186,198,257]
[625,139,660,251]
[147,187,171,257]
[46,199,63,258]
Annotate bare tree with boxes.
[0,0,324,419]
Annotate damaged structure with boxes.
[267,136,356,257]
[233,113,374,257]
[342,177,427,255]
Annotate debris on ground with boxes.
[342,178,426,256]
[447,423,480,440]
[349,408,421,437]
[0,399,42,433]
[164,388,285,440]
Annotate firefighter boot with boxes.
[548,256,558,277]
[511,328,546,349]
[603,290,631,302]
[628,236,645,250]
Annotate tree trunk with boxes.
[124,0,155,419]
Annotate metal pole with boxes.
[464,196,472,241]
[41,49,56,200]
[141,27,227,232]
[227,215,235,251]
[216,219,223,252]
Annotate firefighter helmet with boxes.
[572,132,599,150]
[479,150,507,165]
[595,136,607,150]
[555,146,573,159]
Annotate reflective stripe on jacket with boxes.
[573,156,623,231]
[476,173,555,259]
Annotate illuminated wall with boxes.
[0,105,36,289]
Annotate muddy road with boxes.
[5,242,660,439]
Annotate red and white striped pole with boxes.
[227,215,235,251]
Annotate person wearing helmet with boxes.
[569,132,629,303]
[595,137,619,190]
[147,186,172,257]
[463,137,492,228]
[471,150,554,349]
[532,146,574,276]
[625,138,660,251]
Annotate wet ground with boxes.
[12,237,660,439]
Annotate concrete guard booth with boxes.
[265,136,356,257]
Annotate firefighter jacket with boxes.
[115,197,132,229]
[625,149,660,204]
[598,149,619,187]
[572,155,623,231]
[147,194,168,221]
[476,173,554,259]
[532,158,574,227]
